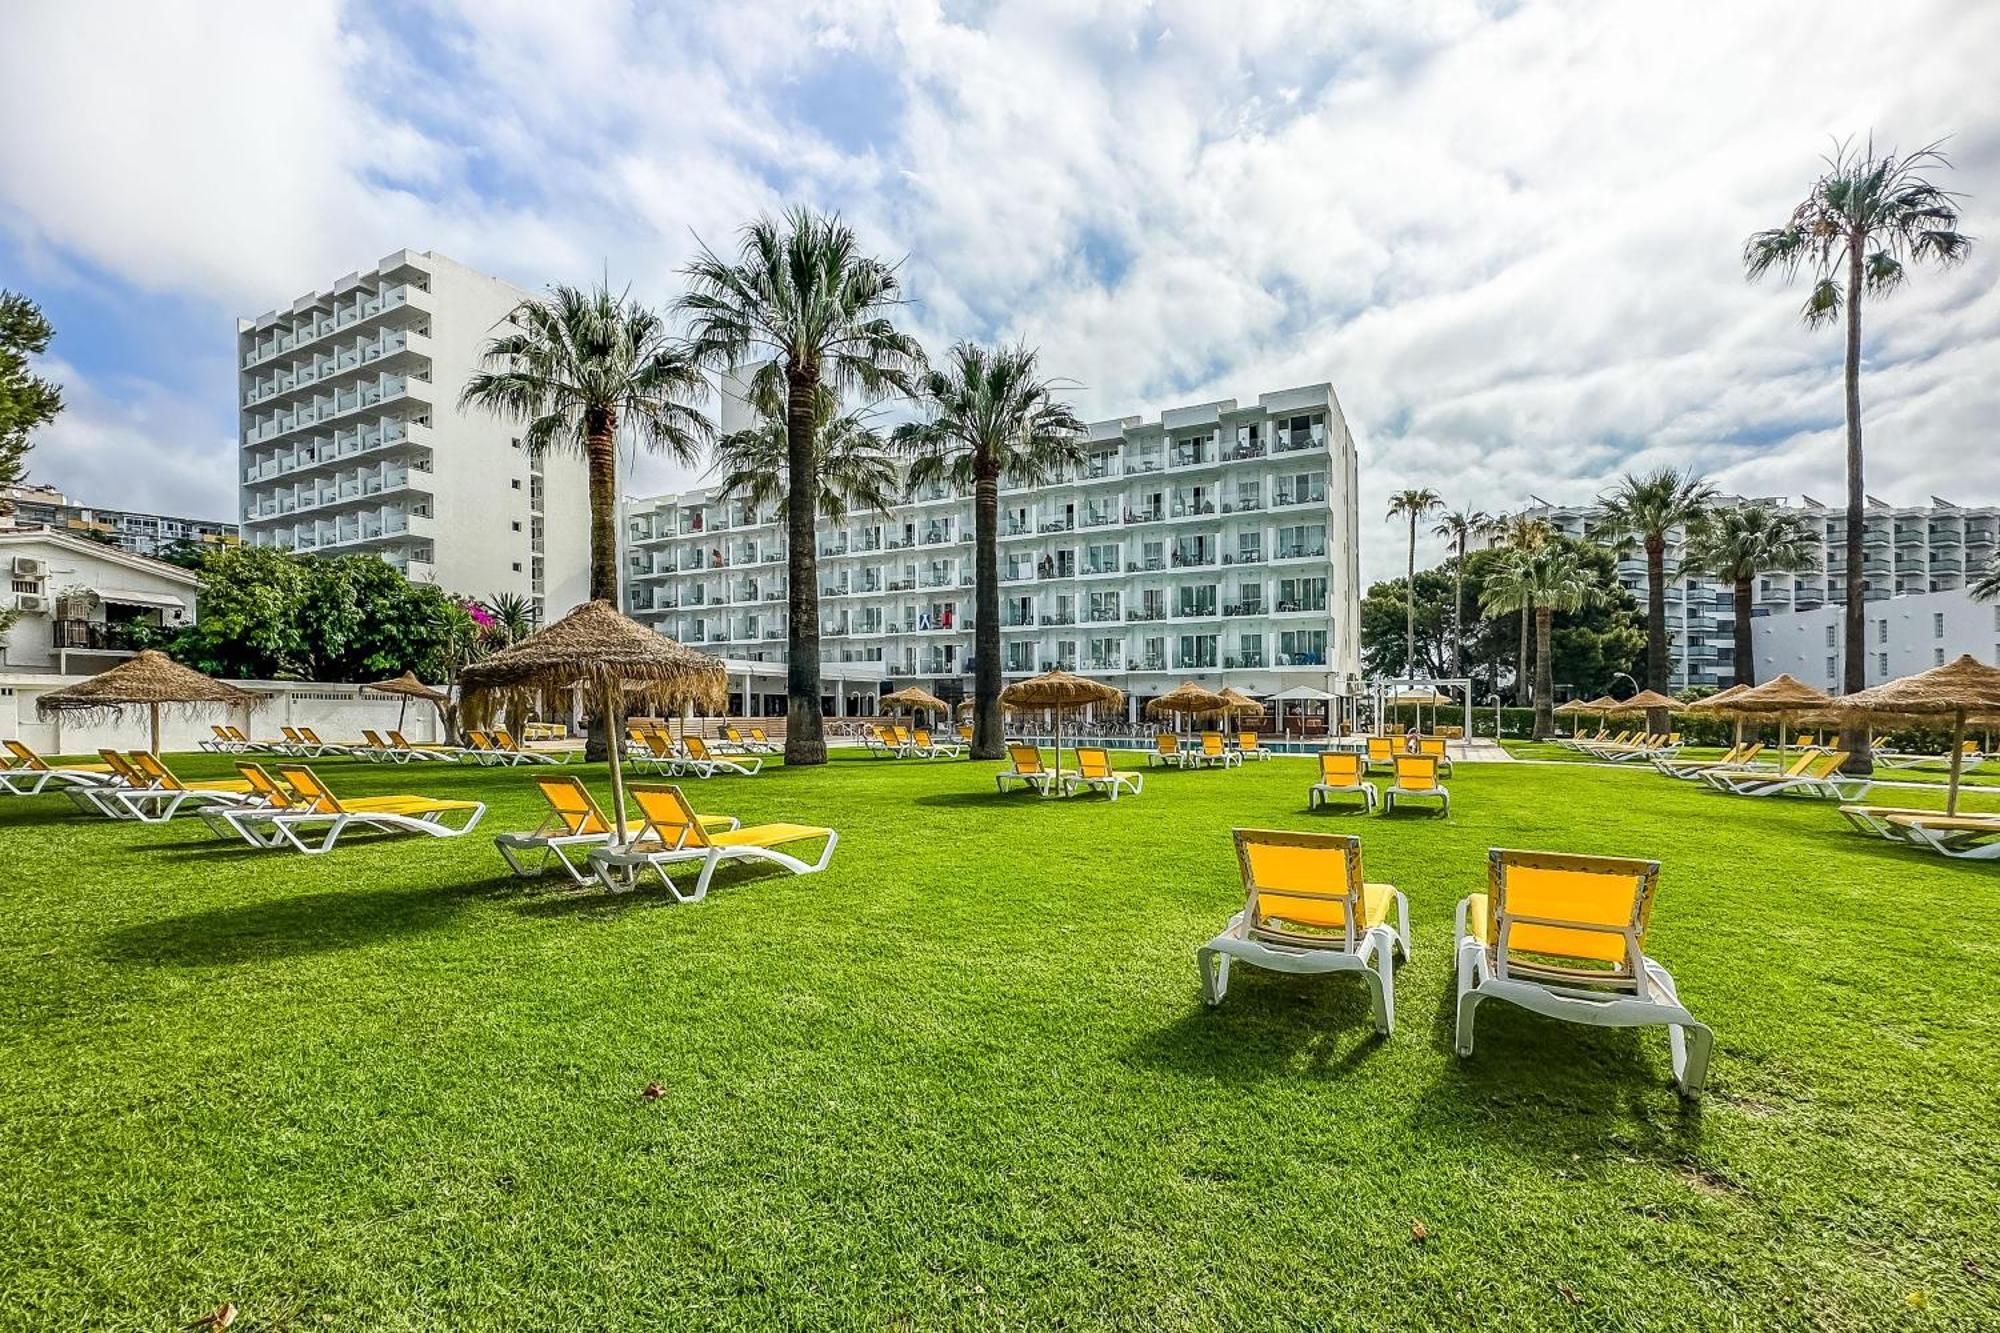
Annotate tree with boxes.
[894,342,1084,759]
[0,291,64,506]
[481,591,535,647]
[1492,514,1553,704]
[1385,489,1443,673]
[1684,504,1818,687]
[1431,507,1492,679]
[1594,466,1716,729]
[461,282,707,759]
[1974,557,2000,603]
[1482,543,1602,739]
[681,207,924,766]
[1746,136,1971,771]
[715,379,900,526]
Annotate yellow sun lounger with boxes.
[1455,848,1712,1097]
[494,774,738,884]
[996,744,1070,795]
[1309,751,1377,812]
[1235,731,1273,762]
[257,764,486,854]
[680,734,762,777]
[587,784,838,902]
[1147,734,1186,769]
[114,751,259,823]
[1384,753,1449,816]
[1701,751,1867,800]
[1883,812,2000,860]
[0,739,115,796]
[1198,829,1410,1033]
[1065,747,1142,800]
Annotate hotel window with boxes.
[1877,619,1888,644]
[1826,656,1836,681]
[1825,625,1836,648]
[1934,648,1947,666]
[1934,612,1946,638]
[1878,653,1889,675]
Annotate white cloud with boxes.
[2,0,1996,580]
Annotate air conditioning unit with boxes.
[14,593,49,614]
[12,557,48,578]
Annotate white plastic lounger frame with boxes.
[1198,828,1410,1035]
[1383,754,1449,815]
[680,736,762,777]
[0,742,116,797]
[493,774,738,885]
[587,784,837,902]
[1308,752,1378,812]
[1700,752,1869,801]
[1064,748,1142,800]
[1454,847,1712,1098]
[1885,813,2000,860]
[256,765,487,854]
[995,745,1069,796]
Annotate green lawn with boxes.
[3,749,1996,1329]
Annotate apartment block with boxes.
[622,384,1362,708]
[236,250,591,622]
[1501,494,2000,690]
[1755,588,2000,689]
[1,484,237,559]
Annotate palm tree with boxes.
[461,283,710,609]
[1683,505,1818,687]
[1974,557,2000,603]
[681,207,923,766]
[1482,544,1599,739]
[895,342,1085,760]
[1594,467,1716,730]
[1493,514,1552,704]
[1385,489,1443,673]
[713,380,899,526]
[482,591,535,647]
[1746,137,1970,770]
[1431,507,1492,679]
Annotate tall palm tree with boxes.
[1683,505,1818,687]
[1594,467,1716,730]
[1482,544,1599,740]
[1385,489,1443,673]
[895,342,1084,760]
[461,283,710,609]
[1431,507,1492,679]
[461,283,708,760]
[1493,514,1552,704]
[680,207,923,766]
[713,380,899,526]
[1746,137,1970,770]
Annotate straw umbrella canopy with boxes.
[1145,682,1229,733]
[1605,689,1679,717]
[1684,682,1752,746]
[1710,674,1832,767]
[1830,655,2000,815]
[999,669,1124,788]
[363,670,450,732]
[1217,687,1265,722]
[456,601,726,841]
[36,649,256,754]
[881,686,949,726]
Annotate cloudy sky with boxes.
[3,0,1996,581]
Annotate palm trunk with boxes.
[1515,604,1531,706]
[1645,535,1670,734]
[783,365,826,766]
[1404,515,1417,670]
[1532,607,1556,739]
[971,463,1003,760]
[582,414,619,762]
[1733,574,1756,687]
[1450,545,1465,678]
[1839,239,1872,774]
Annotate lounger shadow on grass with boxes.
[504,858,797,919]
[1128,983,1390,1086]
[98,882,495,967]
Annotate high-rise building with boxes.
[1498,494,2000,689]
[621,383,1363,709]
[1,483,237,559]
[236,250,591,622]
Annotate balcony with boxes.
[1274,545,1327,562]
[1125,608,1168,623]
[1124,509,1165,526]
[243,328,431,408]
[243,372,431,448]
[1223,601,1266,617]
[1224,653,1266,669]
[241,281,434,370]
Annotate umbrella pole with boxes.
[398,696,409,731]
[604,681,629,846]
[150,702,161,756]
[1946,709,1966,817]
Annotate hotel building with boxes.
[236,250,591,622]
[621,383,1362,712]
[1,483,237,559]
[1503,494,2000,690]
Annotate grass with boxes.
[3,748,1997,1330]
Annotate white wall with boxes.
[0,532,199,672]
[1753,588,2000,690]
[1,676,448,755]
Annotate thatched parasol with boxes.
[36,649,256,754]
[1606,689,1679,715]
[1217,687,1265,720]
[1829,655,2000,815]
[364,670,450,731]
[999,670,1124,789]
[1685,683,1753,746]
[1145,682,1228,732]
[457,601,726,841]
[881,686,949,724]
[1710,674,1832,767]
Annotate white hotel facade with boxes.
[236,250,591,622]
[622,384,1363,713]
